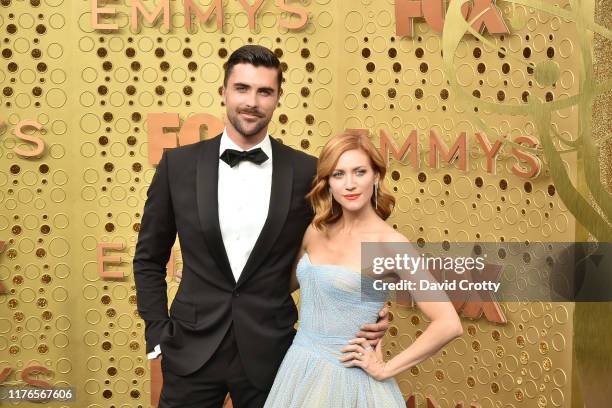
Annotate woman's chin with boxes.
[339,201,369,213]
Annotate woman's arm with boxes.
[384,301,463,378]
[341,301,462,380]
[290,224,315,293]
[341,234,463,380]
[289,248,304,293]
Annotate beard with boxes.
[227,108,271,138]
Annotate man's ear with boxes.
[221,86,227,104]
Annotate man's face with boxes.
[223,63,280,140]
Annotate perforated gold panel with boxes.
[0,0,608,407]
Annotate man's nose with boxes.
[245,91,258,108]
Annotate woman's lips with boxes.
[343,194,361,200]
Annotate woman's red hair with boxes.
[306,130,395,230]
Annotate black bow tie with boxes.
[220,147,269,168]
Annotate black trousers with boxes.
[158,324,269,408]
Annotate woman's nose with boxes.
[345,176,356,190]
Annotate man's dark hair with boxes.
[223,45,282,89]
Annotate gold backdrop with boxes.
[1,0,610,407]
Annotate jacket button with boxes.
[233,290,239,297]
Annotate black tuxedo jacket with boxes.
[133,134,316,390]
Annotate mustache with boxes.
[238,108,264,117]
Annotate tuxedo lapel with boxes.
[196,135,235,284]
[236,138,293,289]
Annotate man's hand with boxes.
[354,305,390,347]
[174,269,182,283]
[150,355,163,407]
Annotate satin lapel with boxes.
[196,135,235,284]
[236,138,293,288]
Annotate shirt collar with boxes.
[219,128,272,160]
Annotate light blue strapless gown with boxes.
[264,253,405,407]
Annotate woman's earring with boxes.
[374,182,379,210]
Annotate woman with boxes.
[263,130,463,407]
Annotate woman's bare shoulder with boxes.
[374,221,410,243]
[303,223,325,246]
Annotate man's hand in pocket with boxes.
[150,355,163,407]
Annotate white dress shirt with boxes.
[218,129,273,282]
[147,129,273,359]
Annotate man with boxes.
[133,45,388,408]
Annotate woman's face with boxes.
[328,149,378,213]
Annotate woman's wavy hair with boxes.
[307,130,395,230]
